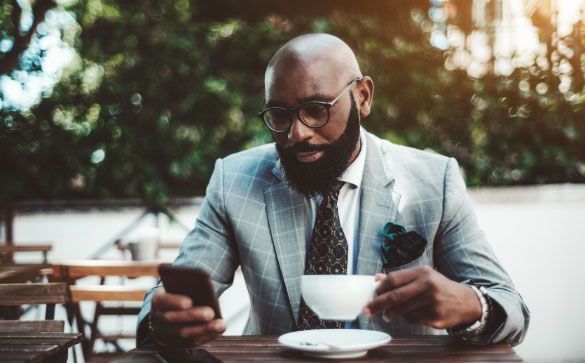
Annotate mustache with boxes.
[283,141,331,154]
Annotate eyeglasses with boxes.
[258,77,362,133]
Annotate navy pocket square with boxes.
[380,222,427,268]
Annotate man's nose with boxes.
[287,115,313,143]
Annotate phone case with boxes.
[158,264,222,319]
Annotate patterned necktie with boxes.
[297,182,348,330]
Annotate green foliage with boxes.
[1,1,584,203]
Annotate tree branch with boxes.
[0,0,56,75]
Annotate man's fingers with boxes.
[177,319,226,340]
[156,318,226,339]
[402,309,446,329]
[150,288,225,348]
[162,306,215,323]
[364,274,428,317]
[151,314,226,348]
[366,267,433,316]
[151,289,192,311]
[375,266,432,294]
[383,293,431,321]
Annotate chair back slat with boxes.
[52,261,160,280]
[0,320,64,333]
[0,283,68,305]
[0,244,52,253]
[69,286,148,302]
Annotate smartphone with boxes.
[158,264,222,319]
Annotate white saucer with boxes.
[278,329,391,359]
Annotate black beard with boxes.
[276,93,361,198]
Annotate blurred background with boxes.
[1,0,584,362]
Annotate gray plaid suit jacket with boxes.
[137,128,529,346]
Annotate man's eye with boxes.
[301,105,326,119]
[268,110,288,122]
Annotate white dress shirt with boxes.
[303,128,366,275]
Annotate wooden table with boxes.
[116,243,182,252]
[0,264,51,283]
[113,335,522,362]
[0,331,82,363]
[51,259,168,280]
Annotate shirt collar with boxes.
[339,128,366,189]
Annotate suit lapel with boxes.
[265,162,306,325]
[356,132,401,275]
[356,132,401,328]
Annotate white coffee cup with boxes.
[301,275,378,321]
[127,227,160,261]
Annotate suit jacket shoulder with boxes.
[221,143,279,184]
[369,132,451,194]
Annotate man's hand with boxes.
[363,266,482,330]
[150,288,226,347]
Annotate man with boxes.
[137,33,529,348]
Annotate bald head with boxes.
[264,33,362,102]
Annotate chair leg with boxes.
[88,302,102,356]
[64,302,79,363]
[72,302,92,361]
[64,302,75,331]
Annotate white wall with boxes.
[469,184,585,362]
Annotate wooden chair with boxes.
[0,283,78,363]
[0,319,83,363]
[0,283,69,320]
[51,261,161,360]
[0,243,52,263]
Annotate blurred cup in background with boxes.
[127,227,160,261]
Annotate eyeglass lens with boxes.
[263,103,329,131]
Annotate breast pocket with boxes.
[380,243,433,274]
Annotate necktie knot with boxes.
[326,181,344,202]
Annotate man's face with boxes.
[266,56,355,151]
[274,93,361,197]
[265,56,363,197]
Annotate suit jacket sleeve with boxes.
[434,158,530,346]
[136,158,240,347]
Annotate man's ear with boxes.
[357,76,374,117]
